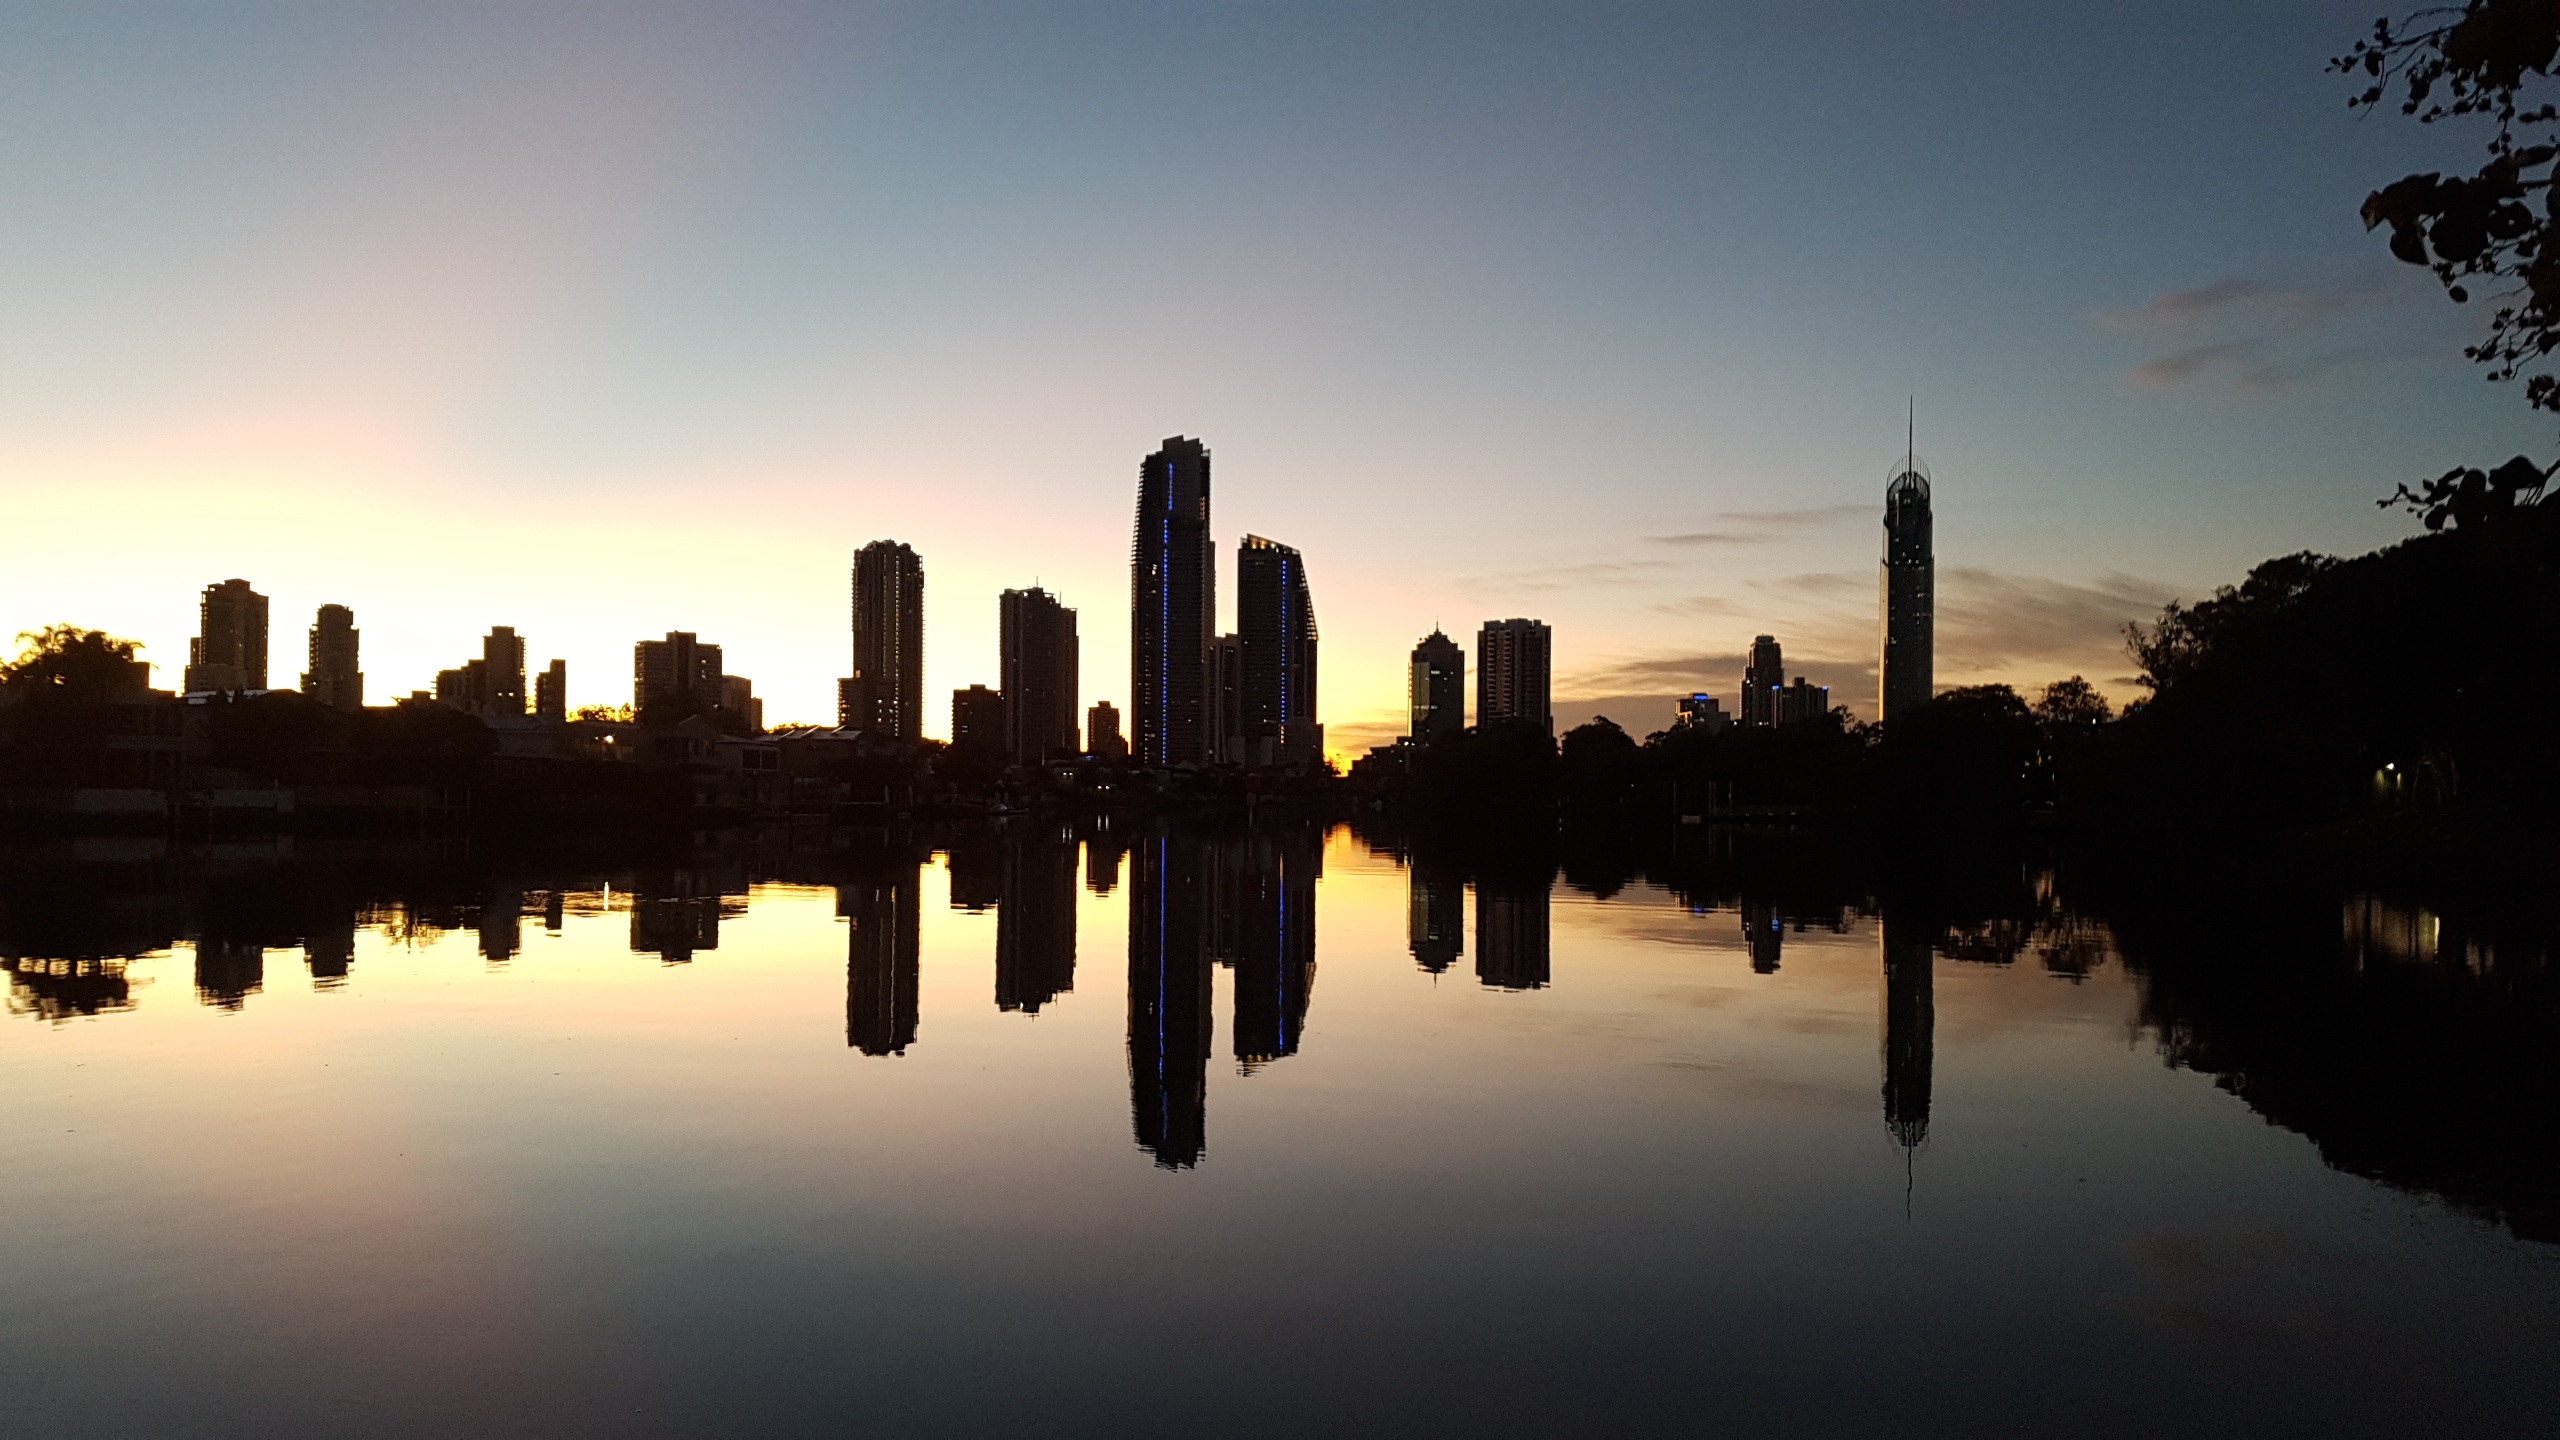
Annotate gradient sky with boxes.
[1,1,2541,754]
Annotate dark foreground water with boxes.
[2,821,2555,1438]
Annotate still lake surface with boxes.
[1,821,2554,1437]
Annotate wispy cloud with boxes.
[1450,559,1672,595]
[2100,275,2406,394]
[1644,503,1867,548]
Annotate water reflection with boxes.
[1,825,2554,1242]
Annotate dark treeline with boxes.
[1361,501,2560,848]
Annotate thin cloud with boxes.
[1646,504,1867,547]
[2098,278,2262,329]
[1452,559,1673,595]
[2105,275,2399,393]
[2128,343,2243,389]
[1646,531,1777,548]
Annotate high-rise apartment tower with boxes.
[1409,629,1464,740]
[1236,535,1319,767]
[1131,437,1215,766]
[302,604,361,711]
[185,579,268,693]
[1881,421,1936,721]
[849,540,926,740]
[1475,619,1552,734]
[1000,587,1079,765]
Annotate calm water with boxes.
[2,823,2555,1437]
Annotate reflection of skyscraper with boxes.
[1000,587,1080,765]
[185,579,268,694]
[1224,830,1319,1067]
[850,541,926,739]
[1475,884,1550,990]
[1881,429,1936,722]
[1131,437,1215,767]
[1237,536,1320,768]
[194,940,264,1009]
[479,887,523,962]
[631,889,720,962]
[1881,917,1934,1151]
[1475,618,1552,734]
[1086,830,1126,894]
[302,604,362,711]
[304,920,356,983]
[996,826,1078,1014]
[945,830,1002,912]
[845,868,921,1057]
[1410,629,1464,740]
[1128,834,1211,1166]
[1408,863,1463,974]
[1742,896,1783,974]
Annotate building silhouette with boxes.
[1881,917,1934,1150]
[1087,700,1127,760]
[535,659,566,723]
[720,675,762,732]
[996,824,1078,1014]
[1207,632,1243,764]
[1236,535,1320,768]
[184,579,268,693]
[844,867,921,1057]
[301,604,361,711]
[1476,618,1552,734]
[1742,635,1783,728]
[635,632,724,714]
[1000,587,1080,765]
[1679,693,1731,732]
[1475,883,1551,990]
[1882,434,1936,721]
[1131,437,1215,767]
[1408,862,1463,974]
[1779,676,1830,725]
[952,684,1003,754]
[848,540,926,739]
[1128,833,1211,1167]
[483,627,526,717]
[1410,629,1465,740]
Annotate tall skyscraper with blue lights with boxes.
[1131,437,1215,767]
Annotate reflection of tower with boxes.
[945,832,1002,912]
[1742,896,1783,974]
[1226,831,1320,1068]
[1881,413,1936,722]
[304,920,356,983]
[478,887,523,962]
[1475,883,1551,990]
[997,826,1078,1014]
[194,940,264,1009]
[844,868,921,1056]
[1128,835,1211,1167]
[1086,831,1126,895]
[1408,863,1463,974]
[630,880,721,963]
[1881,918,1935,1152]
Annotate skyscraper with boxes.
[302,604,361,711]
[1742,635,1783,727]
[1087,700,1127,759]
[1000,587,1080,765]
[1207,633,1243,765]
[482,627,526,717]
[1236,535,1320,768]
[184,579,267,693]
[849,540,926,740]
[952,683,1003,753]
[1409,629,1464,740]
[1779,676,1830,725]
[1882,427,1936,721]
[634,632,724,714]
[1131,437,1214,767]
[535,660,567,723]
[1475,619,1552,734]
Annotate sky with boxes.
[0,1,2545,757]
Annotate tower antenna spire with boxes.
[1906,396,1914,473]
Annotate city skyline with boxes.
[3,5,2531,761]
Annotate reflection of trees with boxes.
[2107,879,2560,1242]
[996,824,1077,1015]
